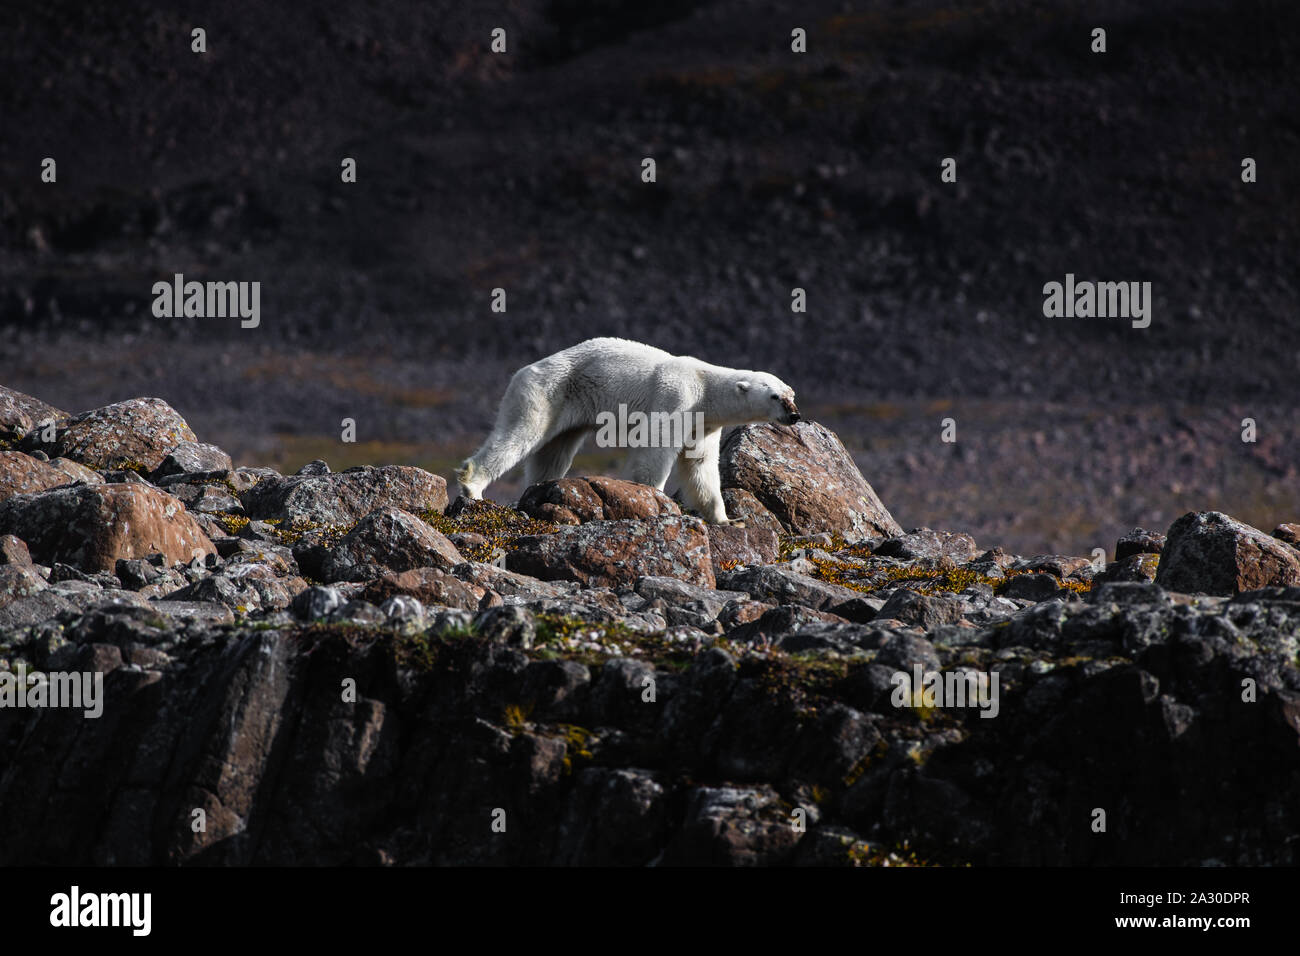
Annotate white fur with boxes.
[455,337,799,524]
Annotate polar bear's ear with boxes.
[735,380,751,393]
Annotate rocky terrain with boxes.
[2,384,1299,866]
[3,0,1298,557]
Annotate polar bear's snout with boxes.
[780,394,801,425]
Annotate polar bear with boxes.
[455,337,800,524]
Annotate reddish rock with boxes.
[720,421,901,538]
[519,476,680,524]
[1272,524,1300,547]
[707,524,779,574]
[0,386,66,439]
[46,458,103,486]
[1155,511,1300,595]
[22,397,197,471]
[360,567,486,611]
[0,451,74,501]
[717,599,775,629]
[448,531,490,551]
[507,515,715,589]
[0,483,216,573]
[0,534,32,566]
[719,488,785,532]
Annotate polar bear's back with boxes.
[538,337,675,371]
[526,337,687,387]
[514,337,701,420]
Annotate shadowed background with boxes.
[1,0,1296,553]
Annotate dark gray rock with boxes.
[319,507,463,583]
[875,588,969,629]
[1156,511,1300,595]
[239,465,449,527]
[874,529,979,563]
[717,564,860,611]
[151,442,234,480]
[1116,527,1167,560]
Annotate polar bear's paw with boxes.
[706,515,745,528]
[455,459,484,499]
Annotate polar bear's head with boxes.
[734,372,800,426]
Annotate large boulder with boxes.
[20,397,197,471]
[507,515,715,589]
[0,483,216,573]
[1155,511,1300,596]
[0,451,75,501]
[319,507,463,582]
[0,386,66,439]
[719,421,901,538]
[239,465,448,526]
[518,476,680,525]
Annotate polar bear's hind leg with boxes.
[524,427,589,486]
[624,444,678,491]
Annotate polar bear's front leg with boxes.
[457,369,554,499]
[677,428,735,525]
[454,458,488,499]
